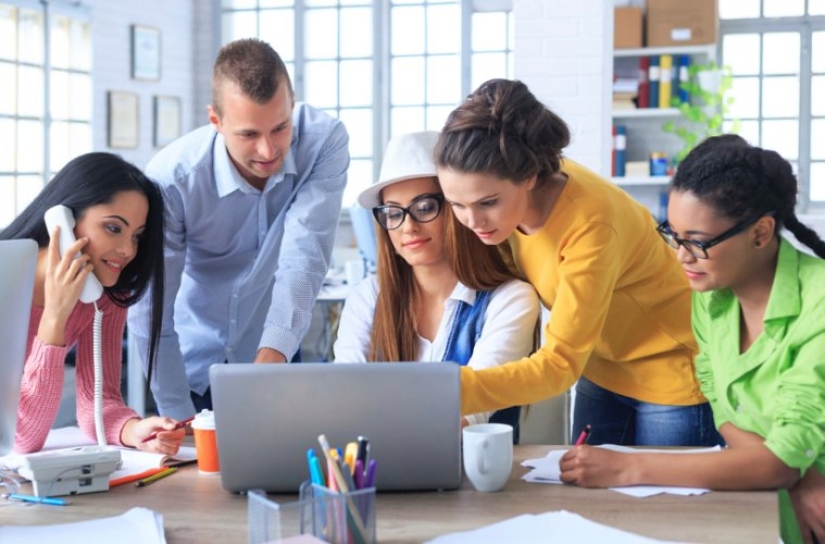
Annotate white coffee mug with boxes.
[462,423,513,492]
[344,259,366,286]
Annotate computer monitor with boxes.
[0,239,38,455]
[349,203,377,274]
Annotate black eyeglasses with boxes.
[372,194,444,231]
[656,211,775,260]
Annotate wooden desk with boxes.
[2,446,778,543]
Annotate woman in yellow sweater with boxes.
[435,78,718,446]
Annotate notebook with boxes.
[210,362,462,493]
[110,446,198,481]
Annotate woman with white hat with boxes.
[333,131,539,438]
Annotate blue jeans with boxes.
[572,376,724,447]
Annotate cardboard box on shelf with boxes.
[647,0,717,47]
[614,7,643,49]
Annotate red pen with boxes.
[141,416,195,443]
[574,424,592,446]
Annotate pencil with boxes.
[110,467,166,487]
[135,466,178,487]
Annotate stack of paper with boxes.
[522,444,720,497]
[0,507,166,544]
[426,510,685,544]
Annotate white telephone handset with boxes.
[44,205,104,303]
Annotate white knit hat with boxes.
[357,131,440,209]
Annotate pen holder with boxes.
[300,482,377,544]
[248,483,376,544]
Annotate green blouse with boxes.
[692,237,825,544]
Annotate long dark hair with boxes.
[672,134,825,258]
[1,152,166,381]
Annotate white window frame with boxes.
[219,0,514,208]
[720,5,825,212]
[0,0,92,227]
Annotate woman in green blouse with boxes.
[559,135,825,544]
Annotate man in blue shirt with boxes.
[128,38,349,419]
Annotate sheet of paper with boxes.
[426,510,686,544]
[522,444,720,497]
[0,507,166,544]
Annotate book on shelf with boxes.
[676,54,691,104]
[658,55,672,109]
[637,56,650,109]
[612,91,637,110]
[612,125,627,177]
[613,78,639,94]
[648,56,660,109]
[625,161,649,177]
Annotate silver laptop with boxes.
[210,362,462,493]
[0,239,38,455]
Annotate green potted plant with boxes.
[663,60,739,164]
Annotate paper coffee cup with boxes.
[191,409,220,474]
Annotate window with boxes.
[720,0,825,210]
[0,1,91,228]
[221,0,513,206]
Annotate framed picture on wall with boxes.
[107,91,139,149]
[131,24,161,81]
[154,95,181,148]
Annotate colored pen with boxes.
[356,436,370,470]
[135,466,178,487]
[110,467,166,487]
[141,416,195,443]
[344,442,358,474]
[354,459,364,489]
[3,493,68,506]
[307,449,325,486]
[337,457,356,490]
[575,424,592,446]
[364,459,378,488]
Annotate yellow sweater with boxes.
[461,160,705,415]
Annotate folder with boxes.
[658,55,672,109]
[648,56,660,110]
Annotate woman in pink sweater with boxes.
[1,153,184,454]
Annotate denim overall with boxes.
[442,290,522,444]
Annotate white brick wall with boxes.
[90,0,199,169]
[513,0,613,176]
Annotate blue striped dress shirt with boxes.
[128,103,349,419]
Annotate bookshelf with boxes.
[611,43,718,187]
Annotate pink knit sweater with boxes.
[14,295,139,453]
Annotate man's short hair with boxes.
[211,38,293,116]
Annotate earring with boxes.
[754,240,762,248]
